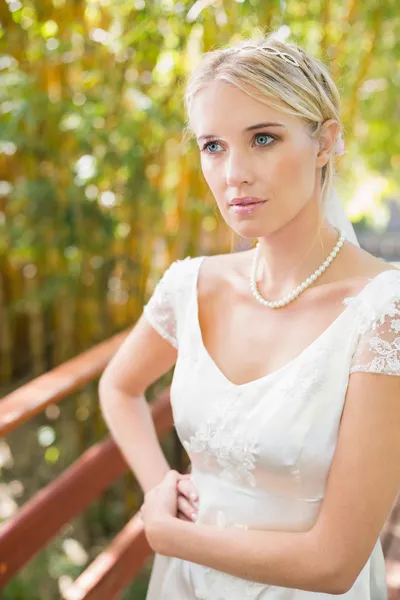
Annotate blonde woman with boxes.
[99,36,400,599]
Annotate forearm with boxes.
[99,386,170,492]
[159,519,341,595]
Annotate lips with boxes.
[230,197,266,206]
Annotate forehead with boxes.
[190,80,300,137]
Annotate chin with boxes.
[230,222,271,240]
[236,231,261,241]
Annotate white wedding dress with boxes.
[142,254,400,599]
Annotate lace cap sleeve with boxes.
[142,257,193,349]
[350,272,400,376]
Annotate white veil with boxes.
[325,186,360,247]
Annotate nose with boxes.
[225,148,255,188]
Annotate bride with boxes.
[99,35,400,599]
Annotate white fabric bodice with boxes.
[143,255,400,599]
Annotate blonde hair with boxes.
[183,36,343,210]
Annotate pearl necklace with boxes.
[250,228,346,309]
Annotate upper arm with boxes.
[100,260,182,397]
[311,371,400,592]
[99,313,178,397]
[311,291,400,592]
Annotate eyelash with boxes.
[201,133,278,154]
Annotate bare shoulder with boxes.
[307,242,398,307]
[338,242,399,286]
[197,249,253,299]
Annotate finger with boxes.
[177,477,198,495]
[170,469,182,477]
[177,472,192,479]
[178,495,197,521]
[158,470,179,489]
[166,469,180,483]
[177,478,199,504]
[177,510,192,522]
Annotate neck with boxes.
[254,206,339,299]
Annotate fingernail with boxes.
[190,493,197,502]
[192,513,197,522]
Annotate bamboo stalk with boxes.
[0,269,12,383]
[342,5,383,140]
[25,272,46,377]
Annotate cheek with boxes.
[274,151,315,192]
[275,153,300,180]
[201,158,221,191]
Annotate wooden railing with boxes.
[0,330,176,599]
[1,331,400,599]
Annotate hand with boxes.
[140,470,181,553]
[177,473,199,523]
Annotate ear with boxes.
[315,119,340,168]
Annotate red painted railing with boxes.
[0,330,174,599]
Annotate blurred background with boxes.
[1,0,400,598]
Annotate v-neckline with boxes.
[191,257,396,390]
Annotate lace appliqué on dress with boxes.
[142,257,191,349]
[350,296,400,376]
[191,513,267,600]
[183,393,260,487]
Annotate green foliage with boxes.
[1,0,399,282]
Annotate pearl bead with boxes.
[250,228,345,309]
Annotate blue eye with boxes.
[254,133,274,146]
[202,141,222,154]
[201,133,277,154]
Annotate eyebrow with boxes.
[197,122,286,142]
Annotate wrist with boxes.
[142,467,172,494]
[146,515,179,556]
